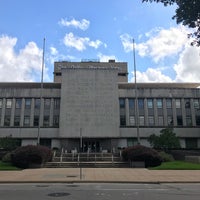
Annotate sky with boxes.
[0,0,200,83]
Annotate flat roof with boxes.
[118,82,200,89]
[0,82,61,89]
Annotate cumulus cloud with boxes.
[97,53,117,62]
[131,68,173,83]
[136,26,188,62]
[174,45,200,82]
[122,25,200,83]
[59,18,90,31]
[63,32,104,51]
[0,35,49,82]
[120,26,189,62]
[120,33,133,52]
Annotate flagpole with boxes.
[37,38,45,145]
[133,39,140,144]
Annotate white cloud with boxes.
[131,68,173,83]
[59,18,90,31]
[174,45,200,82]
[50,47,58,56]
[63,32,104,51]
[97,53,117,62]
[0,35,49,82]
[136,26,189,62]
[120,33,133,52]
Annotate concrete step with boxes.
[53,157,122,162]
[44,161,129,168]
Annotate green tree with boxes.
[142,0,200,46]
[0,136,21,151]
[148,128,181,149]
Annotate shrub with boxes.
[158,151,175,162]
[122,145,162,167]
[11,145,52,169]
[2,152,12,163]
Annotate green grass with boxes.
[150,161,200,170]
[0,161,20,170]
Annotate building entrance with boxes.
[83,140,100,152]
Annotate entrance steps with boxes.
[44,152,129,168]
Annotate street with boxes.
[0,183,200,200]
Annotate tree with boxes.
[0,136,21,151]
[142,0,200,46]
[148,128,181,150]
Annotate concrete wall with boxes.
[59,66,120,138]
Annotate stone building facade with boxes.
[0,60,200,151]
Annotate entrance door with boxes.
[83,140,100,152]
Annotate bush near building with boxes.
[122,145,162,167]
[148,128,181,150]
[11,145,52,169]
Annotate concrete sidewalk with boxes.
[1,168,200,183]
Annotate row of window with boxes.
[120,98,200,110]
[2,115,59,127]
[119,98,200,127]
[0,98,60,128]
[120,115,200,127]
[0,98,60,110]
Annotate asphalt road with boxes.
[0,183,200,200]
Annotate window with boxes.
[34,116,39,126]
[147,99,153,109]
[53,115,59,127]
[0,99,2,108]
[25,99,31,109]
[4,115,10,126]
[54,98,60,109]
[129,116,135,126]
[185,138,198,149]
[119,98,125,108]
[120,115,126,126]
[129,99,134,109]
[193,99,200,109]
[138,99,144,109]
[43,116,50,127]
[24,116,30,126]
[186,116,192,126]
[167,116,173,126]
[157,99,162,108]
[148,116,154,126]
[6,99,12,109]
[44,98,51,109]
[14,116,20,126]
[158,116,164,126]
[196,115,200,126]
[185,99,190,108]
[15,99,22,109]
[35,98,40,109]
[166,98,172,108]
[177,116,183,126]
[175,99,181,109]
[139,116,145,126]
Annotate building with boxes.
[0,60,200,151]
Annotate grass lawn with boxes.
[0,161,20,170]
[150,161,200,170]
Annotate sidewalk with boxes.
[1,168,200,183]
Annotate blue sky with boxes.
[0,0,199,83]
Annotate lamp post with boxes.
[133,39,140,144]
